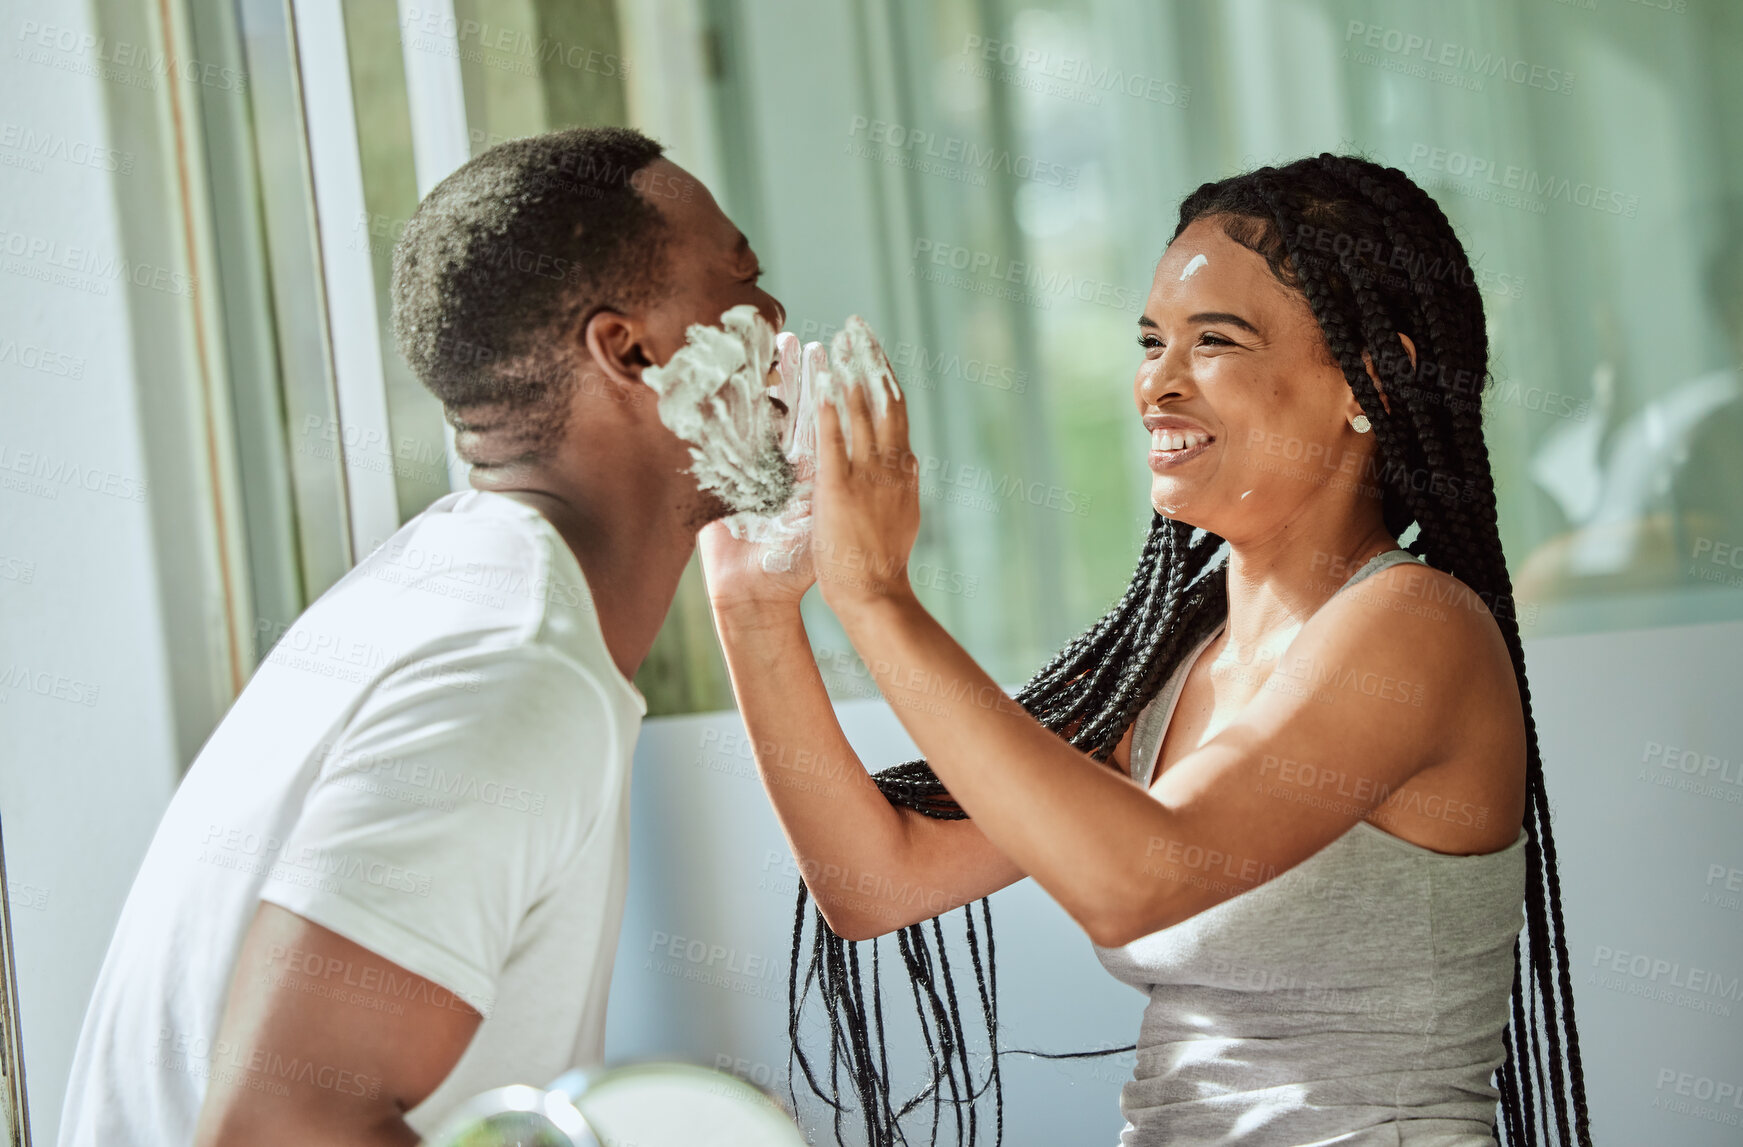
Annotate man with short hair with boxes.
[57,126,791,1147]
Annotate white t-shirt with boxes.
[57,490,647,1145]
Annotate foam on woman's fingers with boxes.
[812,364,852,458]
[773,331,803,456]
[828,315,902,418]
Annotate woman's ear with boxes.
[1397,331,1418,371]
[1357,332,1415,416]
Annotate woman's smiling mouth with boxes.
[1144,415,1215,471]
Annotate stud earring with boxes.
[1350,414,1372,434]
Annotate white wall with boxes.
[0,1,237,1143]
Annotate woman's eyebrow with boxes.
[1137,312,1261,334]
[1189,311,1259,333]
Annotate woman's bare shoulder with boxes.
[1314,560,1524,748]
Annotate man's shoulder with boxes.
[359,491,565,596]
[326,491,602,647]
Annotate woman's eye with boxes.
[1199,332,1232,347]
[1137,334,1163,350]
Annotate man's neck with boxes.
[482,474,705,687]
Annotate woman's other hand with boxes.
[812,316,921,617]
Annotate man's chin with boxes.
[680,439,799,532]
[688,478,798,533]
[688,489,738,532]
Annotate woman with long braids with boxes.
[699,154,1591,1146]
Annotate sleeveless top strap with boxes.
[1335,546,1424,593]
[1127,548,1423,786]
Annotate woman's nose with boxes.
[1140,353,1190,404]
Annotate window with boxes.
[257,0,1743,713]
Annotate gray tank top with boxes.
[1092,549,1528,1146]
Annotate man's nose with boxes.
[762,292,787,333]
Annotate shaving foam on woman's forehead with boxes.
[640,303,795,516]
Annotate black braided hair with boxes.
[787,154,1591,1147]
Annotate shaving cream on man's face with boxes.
[640,304,797,517]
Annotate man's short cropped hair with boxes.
[390,126,670,467]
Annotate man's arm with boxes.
[193,902,482,1147]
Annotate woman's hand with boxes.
[699,332,822,618]
[811,316,921,618]
[697,500,814,619]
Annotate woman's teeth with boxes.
[1152,428,1209,451]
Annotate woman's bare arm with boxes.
[713,600,1027,940]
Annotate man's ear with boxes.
[581,309,656,398]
